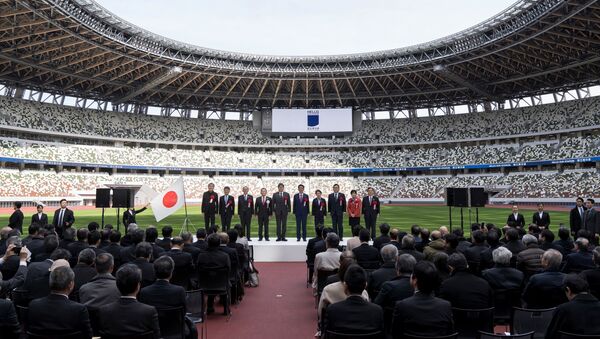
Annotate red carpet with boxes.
[201,262,316,339]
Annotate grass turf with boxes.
[0,205,570,238]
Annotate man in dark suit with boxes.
[219,186,235,231]
[79,253,120,310]
[533,203,551,229]
[272,183,291,241]
[87,230,107,257]
[392,261,454,337]
[583,199,600,241]
[218,232,240,286]
[160,236,194,290]
[201,183,219,230]
[362,187,380,240]
[104,230,122,268]
[439,253,493,309]
[545,274,600,338]
[293,184,310,242]
[23,249,71,300]
[352,229,381,269]
[196,233,231,314]
[507,205,525,228]
[237,186,254,240]
[367,244,398,299]
[156,225,173,251]
[119,229,145,265]
[31,204,48,227]
[0,243,28,295]
[563,237,595,273]
[581,247,600,299]
[144,227,165,261]
[98,264,160,339]
[181,231,202,264]
[398,234,426,262]
[0,298,19,338]
[255,188,272,241]
[52,199,75,238]
[523,249,568,309]
[132,242,157,288]
[479,230,501,271]
[373,253,416,309]
[481,246,524,290]
[23,223,45,259]
[503,227,526,256]
[33,234,59,263]
[373,223,391,250]
[8,201,24,234]
[323,265,384,335]
[139,256,186,311]
[328,184,346,240]
[312,190,327,228]
[193,228,208,251]
[122,204,148,228]
[72,248,98,296]
[27,266,93,338]
[570,197,587,236]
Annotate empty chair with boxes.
[185,289,205,339]
[493,289,522,324]
[325,330,383,338]
[156,306,186,339]
[197,266,231,317]
[452,307,494,339]
[511,307,556,339]
[478,331,535,339]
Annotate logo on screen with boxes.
[307,110,319,127]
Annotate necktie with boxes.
[59,209,64,227]
[244,195,247,201]
[263,197,266,205]
[280,192,283,198]
[580,207,583,219]
[369,197,372,205]
[299,193,303,201]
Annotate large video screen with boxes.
[271,108,353,133]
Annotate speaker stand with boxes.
[448,206,453,231]
[116,208,120,233]
[101,208,105,228]
[476,207,479,224]
[180,217,196,235]
[460,208,464,233]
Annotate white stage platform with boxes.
[251,239,348,262]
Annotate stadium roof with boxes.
[1,0,600,112]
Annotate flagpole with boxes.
[180,177,195,235]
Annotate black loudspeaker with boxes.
[470,187,487,208]
[96,188,111,208]
[453,188,469,207]
[112,189,133,208]
[446,187,455,207]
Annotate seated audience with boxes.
[132,242,157,288]
[563,237,594,273]
[367,244,398,299]
[72,248,97,297]
[23,248,71,300]
[27,265,93,337]
[545,274,600,338]
[387,228,403,251]
[79,253,120,309]
[423,230,445,261]
[104,230,122,268]
[482,247,525,290]
[392,261,454,337]
[463,230,489,272]
[87,230,106,256]
[479,230,501,270]
[352,229,381,269]
[554,227,574,252]
[181,231,202,263]
[374,254,416,308]
[68,228,89,265]
[119,229,145,264]
[439,253,493,309]
[540,229,565,256]
[398,234,425,261]
[503,227,526,256]
[580,247,600,298]
[522,249,568,308]
[157,225,173,250]
[373,223,391,250]
[196,233,231,315]
[144,227,165,261]
[193,228,208,251]
[323,265,384,335]
[345,226,362,251]
[313,233,342,289]
[98,264,160,338]
[33,234,59,262]
[139,256,186,310]
[516,234,545,278]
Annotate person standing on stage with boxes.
[238,186,254,241]
[570,197,587,236]
[293,184,310,242]
[347,190,362,229]
[202,183,219,230]
[362,187,380,240]
[533,202,550,229]
[8,201,24,234]
[255,188,272,241]
[219,186,235,231]
[507,205,525,228]
[272,183,291,242]
[312,190,327,228]
[122,204,149,228]
[328,184,346,240]
[31,204,48,227]
[53,199,75,238]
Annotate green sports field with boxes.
[0,205,571,238]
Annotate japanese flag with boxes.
[150,177,185,222]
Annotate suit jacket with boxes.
[161,249,194,289]
[52,208,75,229]
[67,241,89,265]
[533,211,551,228]
[545,294,600,339]
[392,292,454,337]
[122,207,146,227]
[132,258,157,288]
[327,192,346,214]
[139,279,186,311]
[98,297,160,339]
[367,261,396,298]
[362,196,380,216]
[8,210,24,231]
[373,235,391,251]
[196,248,231,279]
[218,245,239,280]
[312,198,327,218]
[272,191,291,213]
[103,243,122,267]
[522,270,568,309]
[79,273,121,309]
[219,195,235,216]
[439,270,493,309]
[507,213,525,228]
[306,237,321,264]
[563,251,595,273]
[182,243,202,264]
[293,193,310,215]
[27,293,92,338]
[0,299,19,337]
[237,194,254,215]
[0,264,26,295]
[255,196,273,216]
[156,237,171,251]
[352,243,381,269]
[373,274,414,309]
[324,295,384,335]
[570,206,587,235]
[481,265,524,290]
[581,268,600,299]
[72,263,98,293]
[25,236,45,260]
[201,191,219,214]
[583,208,600,235]
[31,212,48,226]
[23,259,53,299]
[193,239,208,251]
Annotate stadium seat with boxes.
[156,306,186,339]
[451,307,495,339]
[511,307,556,339]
